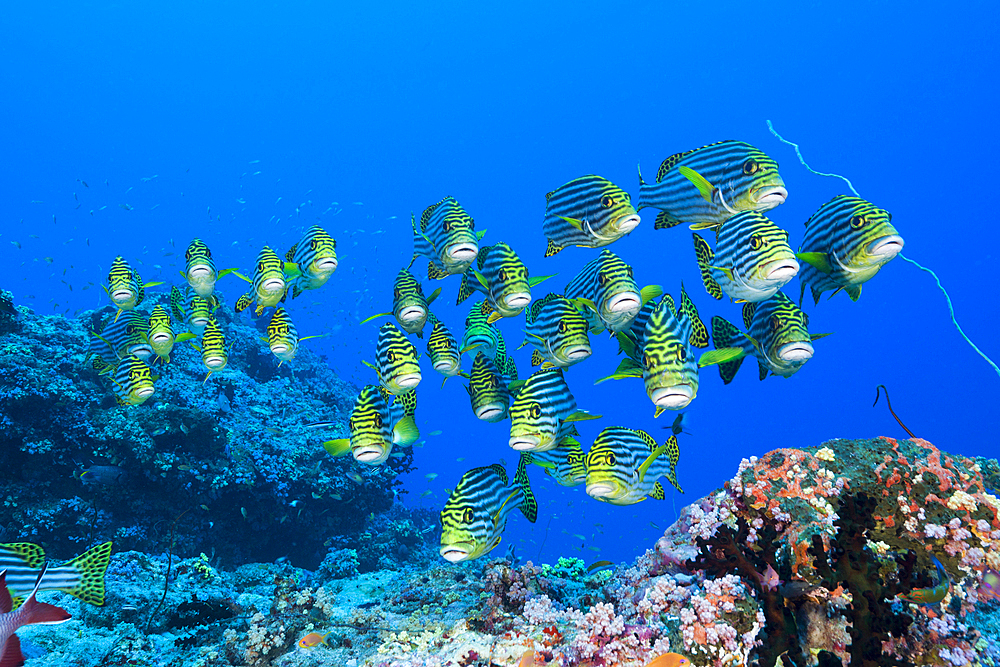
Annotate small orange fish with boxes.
[645,653,692,667]
[297,631,330,649]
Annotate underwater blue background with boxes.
[2,1,997,567]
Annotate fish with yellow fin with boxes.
[233,246,297,316]
[410,197,485,279]
[285,225,338,297]
[265,307,322,366]
[322,385,418,465]
[360,268,440,338]
[182,238,237,298]
[103,256,162,320]
[456,241,553,320]
[542,175,640,257]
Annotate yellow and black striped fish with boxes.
[693,211,799,303]
[456,242,553,320]
[711,291,830,384]
[520,293,592,369]
[109,354,157,406]
[322,385,418,465]
[638,140,787,231]
[88,311,152,370]
[585,427,682,505]
[796,195,904,305]
[183,239,236,298]
[193,315,228,382]
[286,225,338,297]
[234,246,292,316]
[463,350,517,423]
[564,249,661,334]
[426,314,461,380]
[170,285,219,336]
[439,456,536,562]
[509,367,599,453]
[0,541,112,607]
[266,307,321,366]
[602,286,738,416]
[410,197,485,279]
[361,268,441,338]
[104,256,161,319]
[147,304,192,364]
[366,322,421,395]
[460,300,505,362]
[542,175,640,257]
[524,441,587,488]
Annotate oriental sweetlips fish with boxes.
[366,322,422,395]
[464,350,518,423]
[285,225,338,297]
[601,286,740,415]
[410,197,485,279]
[0,565,72,666]
[109,354,158,405]
[170,285,220,336]
[265,307,321,366]
[182,238,236,298]
[147,304,194,364]
[564,249,661,334]
[796,195,904,304]
[508,367,599,452]
[520,293,593,369]
[361,268,441,338]
[542,175,640,257]
[638,140,787,231]
[322,385,418,465]
[88,310,152,371]
[439,457,537,562]
[0,541,112,607]
[693,212,799,303]
[234,246,294,316]
[426,314,461,380]
[711,291,830,384]
[104,255,162,319]
[192,316,229,382]
[523,440,587,487]
[456,242,553,320]
[584,427,682,505]
[461,300,504,361]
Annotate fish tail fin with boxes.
[515,455,537,523]
[62,541,113,606]
[456,269,476,305]
[711,316,746,385]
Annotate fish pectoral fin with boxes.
[393,416,419,445]
[476,229,488,241]
[698,346,746,368]
[143,281,165,289]
[527,274,556,288]
[174,333,196,343]
[486,311,503,325]
[231,270,253,284]
[810,332,833,341]
[676,165,717,203]
[217,268,239,279]
[639,284,663,304]
[322,439,352,458]
[636,444,669,483]
[473,270,490,290]
[796,252,834,274]
[557,215,585,231]
[458,343,482,355]
[564,410,602,423]
[426,286,443,305]
[282,262,302,278]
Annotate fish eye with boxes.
[498,269,506,282]
[257,261,264,272]
[624,192,631,201]
[530,404,542,419]
[887,212,893,222]
[310,239,318,250]
[393,288,401,299]
[677,347,687,361]
[601,195,614,208]
[803,312,810,327]
[348,419,355,430]
[386,352,396,363]
[463,508,474,523]
[607,453,616,466]
[374,414,383,428]
[557,320,567,333]
[770,316,781,331]
[749,234,763,251]
[597,273,608,287]
[443,221,452,232]
[850,214,866,229]
[743,159,759,175]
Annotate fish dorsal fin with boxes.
[427,261,449,281]
[0,542,47,569]
[285,244,298,262]
[531,349,544,367]
[680,285,708,348]
[545,190,554,201]
[742,302,756,331]
[796,251,833,274]
[476,246,490,271]
[420,198,447,232]
[656,149,697,182]
[488,463,508,486]
[693,233,723,300]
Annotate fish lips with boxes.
[433,358,459,374]
[439,543,474,563]
[149,332,173,345]
[503,292,532,309]
[446,243,479,261]
[605,291,641,315]
[509,434,542,451]
[753,185,788,209]
[761,257,800,283]
[778,341,814,363]
[557,344,593,365]
[204,355,228,370]
[650,384,694,410]
[399,305,427,323]
[187,264,214,280]
[134,385,155,399]
[613,214,641,235]
[111,289,135,304]
[868,235,904,259]
[353,445,389,464]
[390,373,422,391]
[585,481,620,500]
[262,277,286,292]
[315,257,339,272]
[475,403,507,423]
[128,344,154,360]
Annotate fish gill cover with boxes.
[0,2,998,667]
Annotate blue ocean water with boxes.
[2,0,997,572]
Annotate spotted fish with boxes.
[639,140,787,231]
[322,385,418,465]
[585,427,682,505]
[234,246,292,316]
[564,249,661,334]
[693,211,799,303]
[366,323,421,395]
[285,225,338,297]
[520,293,592,369]
[601,286,739,415]
[109,354,157,406]
[796,195,904,304]
[542,175,640,257]
[426,314,462,380]
[439,457,536,562]
[456,242,553,320]
[410,197,485,279]
[711,291,830,384]
[509,367,599,453]
[0,541,112,607]
[361,268,440,338]
[182,238,235,298]
[463,350,517,423]
[265,307,320,366]
[524,441,587,487]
